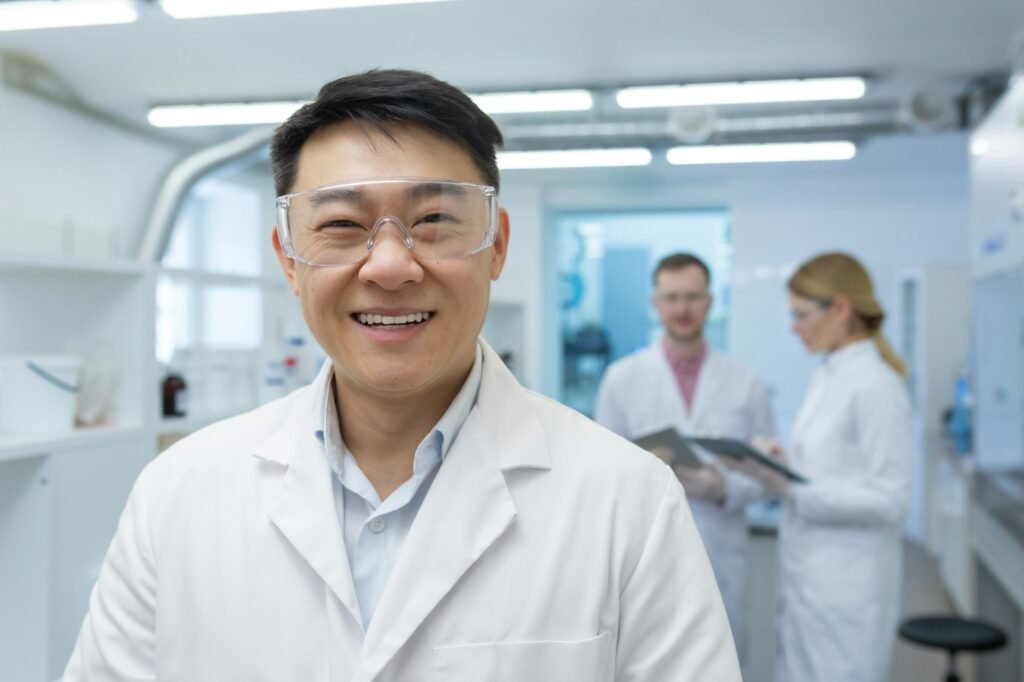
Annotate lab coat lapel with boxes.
[254,384,362,630]
[653,342,692,431]
[356,341,545,682]
[689,350,724,430]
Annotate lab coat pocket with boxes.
[432,631,613,682]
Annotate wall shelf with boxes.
[158,410,244,437]
[0,250,158,680]
[0,252,149,276]
[0,424,147,464]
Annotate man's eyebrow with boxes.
[307,183,469,205]
[407,182,469,200]
[307,187,364,206]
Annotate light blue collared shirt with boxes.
[314,345,482,629]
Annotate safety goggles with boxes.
[276,178,499,267]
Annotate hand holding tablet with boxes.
[684,435,809,484]
[631,428,705,469]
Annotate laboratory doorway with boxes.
[556,209,732,417]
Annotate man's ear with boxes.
[489,208,511,281]
[272,228,299,296]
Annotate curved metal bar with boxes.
[138,125,275,262]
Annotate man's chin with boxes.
[668,328,702,344]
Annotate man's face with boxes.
[651,266,712,344]
[273,121,509,400]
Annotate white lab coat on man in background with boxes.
[772,340,911,682]
[595,343,776,657]
[593,254,776,659]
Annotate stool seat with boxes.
[899,616,1007,653]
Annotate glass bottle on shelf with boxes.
[161,370,188,417]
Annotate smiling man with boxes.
[65,70,740,681]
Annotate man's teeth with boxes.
[357,312,432,326]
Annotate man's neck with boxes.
[665,334,706,361]
[333,368,469,501]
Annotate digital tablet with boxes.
[632,428,704,469]
[684,436,809,483]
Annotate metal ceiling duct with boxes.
[496,102,913,151]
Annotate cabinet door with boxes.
[970,80,1024,278]
[974,269,1024,470]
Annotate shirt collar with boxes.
[662,338,707,369]
[314,343,484,476]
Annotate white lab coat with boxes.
[65,341,740,682]
[776,339,912,682]
[594,342,777,656]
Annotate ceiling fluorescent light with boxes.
[617,77,866,109]
[160,0,450,19]
[666,142,857,165]
[148,101,309,127]
[0,0,137,31]
[470,90,594,114]
[498,148,652,170]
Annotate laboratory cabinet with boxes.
[0,253,157,681]
[970,76,1024,279]
[973,473,1024,680]
[972,269,1024,471]
[894,264,970,546]
[970,73,1024,472]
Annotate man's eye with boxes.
[418,213,454,224]
[320,220,363,230]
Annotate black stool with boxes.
[898,615,1007,682]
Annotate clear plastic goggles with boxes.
[276,178,499,267]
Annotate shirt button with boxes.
[368,517,387,534]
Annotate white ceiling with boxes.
[1,0,1022,141]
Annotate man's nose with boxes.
[358,219,423,290]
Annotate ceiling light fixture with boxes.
[159,0,450,19]
[617,77,867,109]
[148,101,309,127]
[498,148,653,170]
[666,141,857,165]
[470,90,594,114]
[0,0,137,31]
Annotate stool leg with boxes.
[945,650,959,682]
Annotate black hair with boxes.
[270,69,503,196]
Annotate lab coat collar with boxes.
[653,340,725,427]
[354,339,549,680]
[822,338,878,374]
[252,359,333,467]
[691,347,726,425]
[251,338,549,677]
[253,379,362,625]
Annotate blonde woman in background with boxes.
[739,253,912,682]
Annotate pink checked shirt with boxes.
[662,340,706,412]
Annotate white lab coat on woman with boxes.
[65,341,740,682]
[776,339,912,682]
[594,342,777,656]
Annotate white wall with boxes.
[496,132,970,439]
[0,77,971,436]
[0,81,180,260]
[489,182,546,392]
